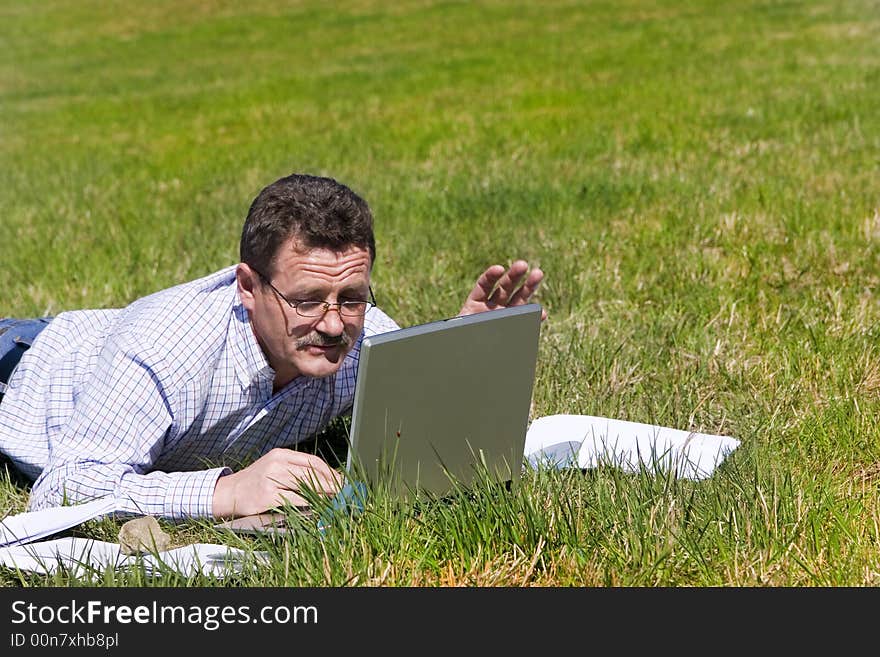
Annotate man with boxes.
[0,173,544,520]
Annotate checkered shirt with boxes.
[0,266,399,519]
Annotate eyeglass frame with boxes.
[250,266,377,318]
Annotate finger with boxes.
[466,264,506,305]
[487,260,530,307]
[281,452,344,493]
[508,268,544,306]
[268,467,339,499]
[286,450,343,478]
[297,465,344,494]
[274,489,311,509]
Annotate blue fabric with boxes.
[0,318,52,396]
[318,481,367,533]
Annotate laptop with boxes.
[345,302,542,498]
[217,303,542,534]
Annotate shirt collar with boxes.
[230,295,275,391]
[229,291,317,399]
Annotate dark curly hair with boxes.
[239,173,376,277]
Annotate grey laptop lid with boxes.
[346,303,542,498]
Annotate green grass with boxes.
[1,0,879,586]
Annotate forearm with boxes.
[29,461,231,520]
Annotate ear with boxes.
[236,263,260,313]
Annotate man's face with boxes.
[237,239,372,387]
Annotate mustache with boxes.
[294,331,353,349]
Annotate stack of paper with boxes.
[524,414,740,480]
[0,537,266,578]
[0,498,266,578]
[0,496,118,548]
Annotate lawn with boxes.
[1,0,879,586]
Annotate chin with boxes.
[302,363,343,379]
[294,351,348,379]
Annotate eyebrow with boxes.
[286,285,369,300]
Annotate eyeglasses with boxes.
[252,267,376,318]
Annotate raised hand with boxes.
[458,260,546,319]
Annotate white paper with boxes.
[0,537,267,578]
[524,414,740,480]
[0,496,118,547]
[0,497,268,578]
[143,543,268,577]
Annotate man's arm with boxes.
[458,260,546,319]
[29,342,226,519]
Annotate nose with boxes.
[314,304,345,335]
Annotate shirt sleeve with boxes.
[28,338,229,520]
[364,305,400,336]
